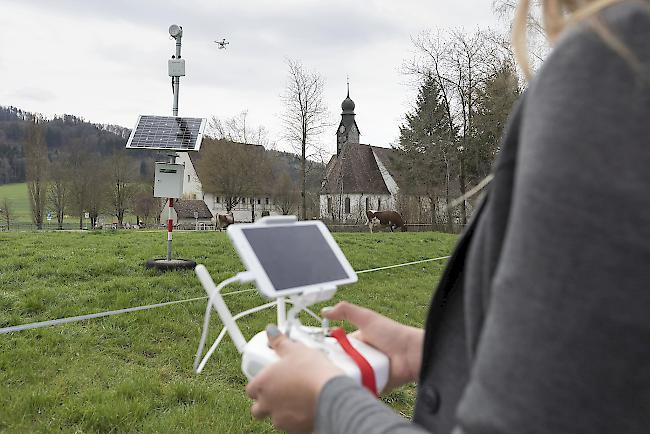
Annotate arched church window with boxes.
[365,197,370,211]
[344,197,351,214]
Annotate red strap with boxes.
[330,327,378,396]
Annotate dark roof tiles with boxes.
[321,143,399,195]
[172,199,213,219]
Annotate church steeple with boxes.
[341,79,355,114]
[337,80,360,155]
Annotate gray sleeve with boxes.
[454,5,650,434]
[316,4,650,434]
[316,377,431,434]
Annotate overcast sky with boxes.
[0,0,504,157]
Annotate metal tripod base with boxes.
[146,258,197,271]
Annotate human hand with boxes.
[246,324,345,434]
[322,301,423,390]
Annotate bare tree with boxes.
[108,151,137,227]
[208,110,271,147]
[48,160,69,230]
[196,139,269,213]
[87,161,109,229]
[66,146,90,229]
[281,59,329,220]
[133,184,159,227]
[24,121,48,229]
[272,172,300,215]
[492,0,549,73]
[0,198,12,230]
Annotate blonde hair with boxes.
[513,0,646,77]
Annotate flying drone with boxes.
[214,38,230,49]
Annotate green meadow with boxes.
[0,230,456,433]
[0,183,31,223]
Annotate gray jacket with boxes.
[316,2,650,433]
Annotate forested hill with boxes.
[0,106,325,188]
[0,105,136,184]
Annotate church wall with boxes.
[319,193,394,223]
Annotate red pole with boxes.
[167,198,174,261]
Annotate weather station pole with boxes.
[125,24,206,271]
[166,24,184,262]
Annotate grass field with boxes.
[0,183,31,223]
[0,230,457,433]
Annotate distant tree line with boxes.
[0,106,146,185]
[3,108,160,229]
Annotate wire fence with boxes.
[326,223,468,234]
[1,223,468,234]
[0,256,451,335]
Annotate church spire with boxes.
[341,78,355,115]
[337,81,360,155]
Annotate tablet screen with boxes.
[241,224,350,291]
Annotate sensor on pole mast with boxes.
[125,24,207,271]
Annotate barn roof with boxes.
[172,199,213,219]
[321,143,400,195]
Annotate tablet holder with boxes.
[193,216,389,394]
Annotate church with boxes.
[320,87,403,223]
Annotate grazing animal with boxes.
[216,213,235,230]
[366,210,407,233]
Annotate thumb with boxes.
[265,324,297,357]
[320,302,376,329]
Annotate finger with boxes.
[347,330,364,341]
[251,401,270,419]
[246,378,260,400]
[266,324,299,357]
[321,301,376,328]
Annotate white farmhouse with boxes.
[159,199,213,228]
[174,141,279,223]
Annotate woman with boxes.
[246,1,650,432]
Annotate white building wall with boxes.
[319,193,392,223]
[176,152,203,199]
[206,193,280,223]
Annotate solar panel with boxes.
[126,115,206,151]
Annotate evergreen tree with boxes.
[469,61,521,182]
[396,74,456,226]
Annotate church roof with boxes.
[341,95,355,114]
[338,86,360,134]
[172,199,213,219]
[341,85,356,114]
[321,143,399,195]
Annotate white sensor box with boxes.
[168,58,186,77]
[154,163,184,198]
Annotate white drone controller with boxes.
[194,216,390,395]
